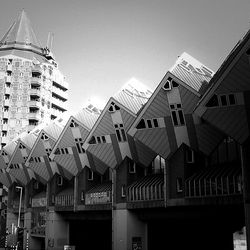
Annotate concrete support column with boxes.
[46,210,69,250]
[113,209,147,250]
[240,143,250,250]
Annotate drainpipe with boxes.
[111,167,116,250]
[73,175,78,212]
[164,160,167,208]
[240,143,250,250]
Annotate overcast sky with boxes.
[0,0,250,113]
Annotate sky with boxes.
[0,0,249,113]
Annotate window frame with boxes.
[129,162,136,174]
[121,185,126,198]
[114,123,127,142]
[87,169,94,181]
[170,103,185,127]
[186,148,194,163]
[57,176,63,186]
[176,177,183,193]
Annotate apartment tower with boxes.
[0,10,68,148]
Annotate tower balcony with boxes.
[5,75,11,83]
[52,86,68,100]
[29,100,41,108]
[5,87,10,95]
[50,108,64,119]
[4,100,10,106]
[6,64,12,72]
[51,98,67,111]
[52,79,68,91]
[30,88,41,96]
[29,112,41,120]
[31,65,42,75]
[3,112,9,118]
[1,137,9,144]
[27,124,37,131]
[31,77,42,86]
[2,124,8,131]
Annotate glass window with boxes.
[206,95,219,107]
[136,119,146,129]
[176,178,183,193]
[228,94,236,105]
[114,123,127,142]
[220,95,227,106]
[170,104,185,127]
[153,119,159,128]
[147,119,152,128]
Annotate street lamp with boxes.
[16,186,23,228]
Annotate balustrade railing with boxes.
[185,165,242,197]
[127,174,164,202]
[55,194,74,206]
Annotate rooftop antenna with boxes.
[50,33,54,51]
[46,32,51,49]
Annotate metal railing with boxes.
[127,174,164,202]
[185,164,242,197]
[85,191,112,205]
[55,194,74,206]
